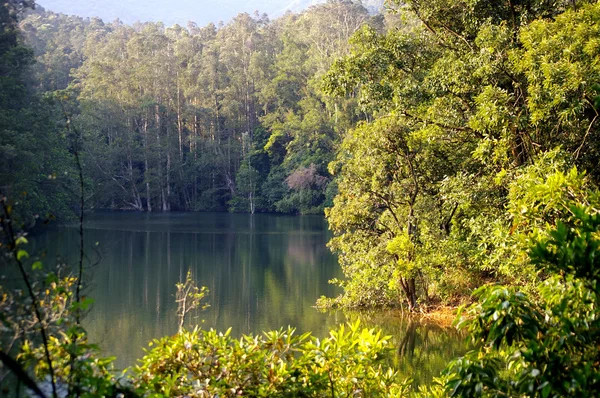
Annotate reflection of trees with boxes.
[345,310,468,387]
[29,212,468,386]
[29,213,346,370]
[398,321,417,359]
[285,233,332,267]
[207,223,342,337]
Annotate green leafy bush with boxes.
[438,175,600,397]
[134,321,410,397]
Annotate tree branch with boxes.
[0,350,47,398]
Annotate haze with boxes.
[36,0,327,26]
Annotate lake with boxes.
[28,211,467,385]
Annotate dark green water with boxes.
[28,211,467,384]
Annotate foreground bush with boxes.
[134,321,410,397]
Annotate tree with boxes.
[1,0,76,224]
[322,0,600,309]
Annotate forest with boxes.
[2,0,600,396]
[6,0,383,217]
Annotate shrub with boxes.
[134,321,410,397]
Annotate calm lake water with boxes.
[28,211,467,385]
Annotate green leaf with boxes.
[16,249,29,261]
[15,236,28,246]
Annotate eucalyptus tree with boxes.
[258,0,374,214]
[76,23,150,210]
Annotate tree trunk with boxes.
[166,111,171,211]
[143,117,152,212]
[155,104,167,211]
[193,109,199,209]
[177,73,183,163]
[400,276,418,311]
[403,202,419,310]
[128,152,143,211]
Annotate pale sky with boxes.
[36,0,322,27]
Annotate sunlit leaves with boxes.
[440,177,600,397]
[517,3,600,126]
[134,321,410,397]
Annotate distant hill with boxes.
[36,0,384,27]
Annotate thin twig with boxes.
[71,121,85,325]
[574,114,598,160]
[60,102,86,398]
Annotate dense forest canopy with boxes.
[12,0,387,217]
[320,0,600,311]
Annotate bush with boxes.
[436,183,600,397]
[134,322,410,397]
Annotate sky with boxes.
[36,0,325,27]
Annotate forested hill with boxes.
[16,1,391,216]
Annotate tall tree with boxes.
[322,0,600,309]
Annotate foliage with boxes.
[18,328,128,397]
[14,1,377,215]
[176,271,210,332]
[0,201,131,397]
[321,0,600,309]
[0,0,77,225]
[436,172,600,397]
[134,321,410,397]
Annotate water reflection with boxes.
[23,212,468,386]
[28,212,345,369]
[346,310,468,387]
